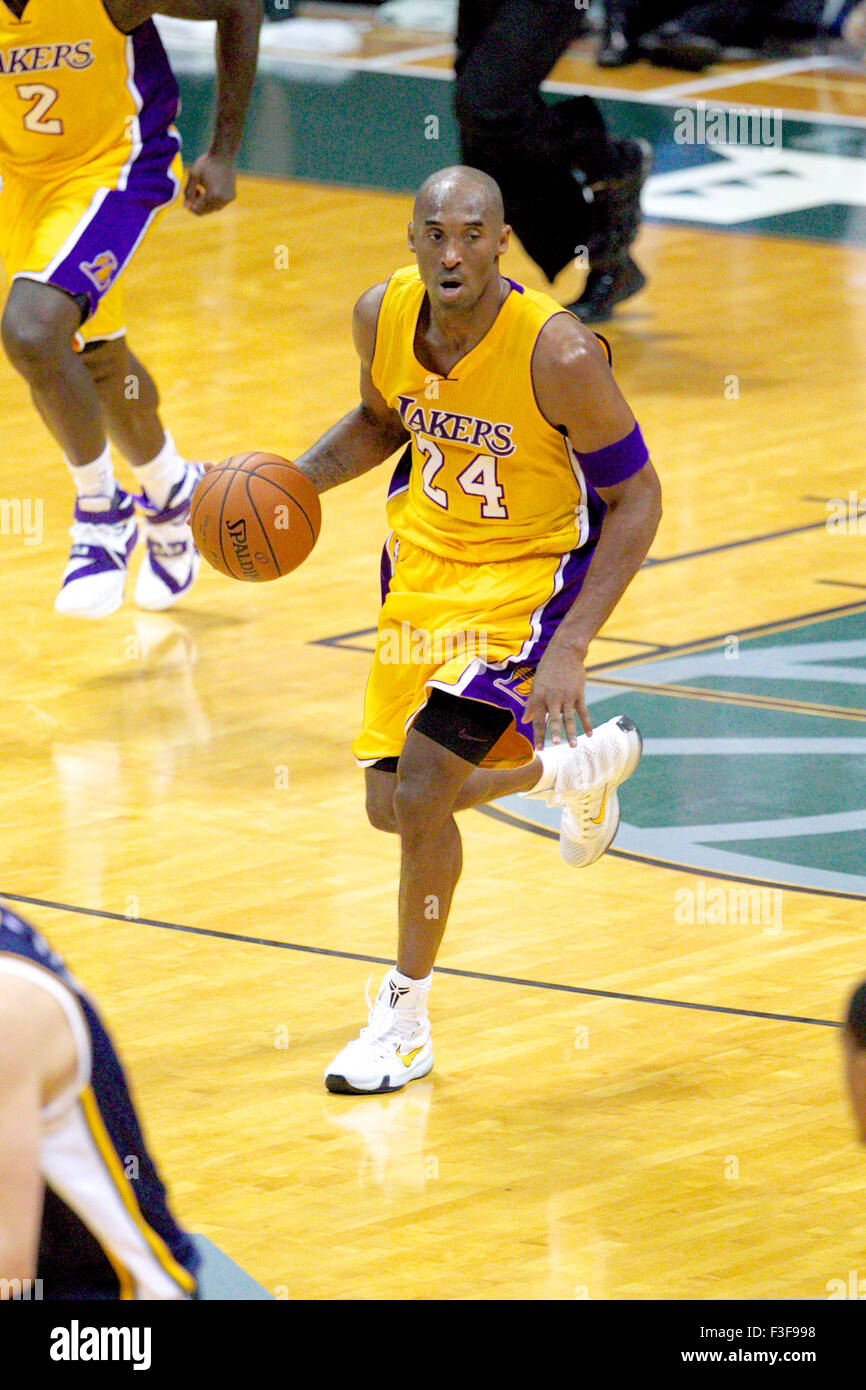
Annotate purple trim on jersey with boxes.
[504,277,525,294]
[386,442,412,501]
[379,539,395,604]
[42,22,181,321]
[130,20,181,145]
[575,422,649,488]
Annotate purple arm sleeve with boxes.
[575,422,649,488]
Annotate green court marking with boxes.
[193,1235,274,1300]
[496,608,866,897]
[604,609,866,712]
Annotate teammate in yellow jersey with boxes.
[292,166,662,1095]
[0,0,261,618]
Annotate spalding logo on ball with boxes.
[190,453,321,581]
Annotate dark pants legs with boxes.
[455,0,612,281]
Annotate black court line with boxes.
[641,517,829,568]
[476,804,866,906]
[311,515,833,652]
[313,574,865,669]
[311,625,378,651]
[587,597,866,672]
[311,627,671,654]
[584,675,866,721]
[0,890,841,1030]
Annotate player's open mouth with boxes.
[439,279,463,298]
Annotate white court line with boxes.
[170,38,866,131]
[371,58,866,128]
[355,41,455,70]
[643,53,840,101]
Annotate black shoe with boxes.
[597,26,636,67]
[566,255,647,324]
[580,136,652,259]
[639,23,722,72]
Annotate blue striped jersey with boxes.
[0,905,199,1300]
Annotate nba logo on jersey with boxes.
[79,250,119,291]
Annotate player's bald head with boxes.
[413,166,504,233]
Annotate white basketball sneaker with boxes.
[325,971,433,1095]
[54,487,137,618]
[522,714,642,867]
[134,462,204,611]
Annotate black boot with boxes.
[597,4,637,67]
[639,21,722,71]
[569,256,647,324]
[566,138,651,324]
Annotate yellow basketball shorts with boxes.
[0,135,182,348]
[352,533,595,771]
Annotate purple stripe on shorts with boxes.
[48,138,181,319]
[432,542,597,752]
[44,21,181,320]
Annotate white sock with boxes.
[380,966,432,1018]
[529,748,558,793]
[66,444,114,498]
[131,433,185,509]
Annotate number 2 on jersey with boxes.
[16,84,63,136]
[417,438,508,519]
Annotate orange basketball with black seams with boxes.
[190,452,321,581]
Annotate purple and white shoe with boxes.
[134,463,204,612]
[54,487,137,619]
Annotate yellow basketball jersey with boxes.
[0,0,176,175]
[372,266,595,564]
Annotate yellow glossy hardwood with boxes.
[0,156,864,1300]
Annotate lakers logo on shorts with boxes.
[492,662,535,705]
[79,250,119,292]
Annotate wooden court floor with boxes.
[1,35,866,1301]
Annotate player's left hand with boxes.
[525,639,592,749]
[184,153,236,216]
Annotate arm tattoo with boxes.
[294,407,408,494]
[299,442,377,494]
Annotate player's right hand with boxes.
[525,641,593,749]
[184,152,237,216]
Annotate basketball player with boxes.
[843,981,866,1142]
[292,166,662,1095]
[0,903,199,1297]
[0,0,262,618]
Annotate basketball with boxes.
[190,452,321,582]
